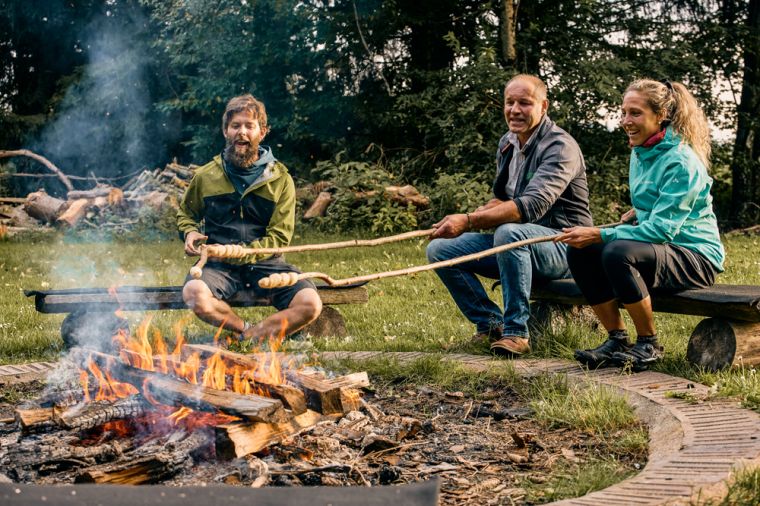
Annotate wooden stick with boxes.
[190,228,435,279]
[259,221,623,288]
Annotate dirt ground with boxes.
[0,378,646,505]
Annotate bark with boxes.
[498,0,518,68]
[23,190,66,223]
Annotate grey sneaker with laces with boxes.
[611,341,664,372]
[574,338,632,369]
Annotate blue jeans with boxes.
[426,223,570,338]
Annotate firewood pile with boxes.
[0,161,196,235]
[297,181,430,220]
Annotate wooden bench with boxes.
[529,279,760,371]
[25,284,369,349]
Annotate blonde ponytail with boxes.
[625,79,711,168]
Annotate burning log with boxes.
[182,344,307,414]
[75,431,209,485]
[123,347,308,416]
[288,371,367,415]
[55,396,148,431]
[215,409,329,459]
[183,344,368,414]
[83,350,289,423]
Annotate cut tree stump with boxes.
[303,305,347,337]
[687,318,760,371]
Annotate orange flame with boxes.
[78,312,301,434]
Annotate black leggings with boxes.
[567,240,717,305]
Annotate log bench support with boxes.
[529,280,760,371]
[25,285,369,349]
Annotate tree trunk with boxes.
[729,0,760,228]
[498,0,518,69]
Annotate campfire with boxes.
[1,316,373,485]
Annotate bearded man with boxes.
[427,74,592,357]
[178,94,322,343]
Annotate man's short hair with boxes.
[504,74,547,102]
[222,94,268,131]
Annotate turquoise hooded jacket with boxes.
[600,127,725,271]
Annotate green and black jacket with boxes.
[177,155,295,264]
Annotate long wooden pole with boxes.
[257,222,621,288]
[190,228,434,279]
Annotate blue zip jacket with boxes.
[600,127,725,271]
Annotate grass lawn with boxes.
[1,229,758,501]
[1,231,760,390]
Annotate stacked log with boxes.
[1,161,196,232]
[297,180,430,219]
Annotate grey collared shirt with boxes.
[503,126,541,199]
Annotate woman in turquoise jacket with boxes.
[557,79,725,371]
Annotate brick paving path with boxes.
[4,354,760,504]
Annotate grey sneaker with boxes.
[574,338,632,369]
[611,342,664,372]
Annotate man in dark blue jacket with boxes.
[427,74,592,356]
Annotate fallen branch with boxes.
[0,149,74,191]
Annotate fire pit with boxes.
[0,319,374,487]
[0,311,649,506]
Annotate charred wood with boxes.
[55,396,147,431]
[74,431,209,485]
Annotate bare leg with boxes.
[183,280,246,332]
[623,296,656,336]
[243,288,322,343]
[590,299,626,332]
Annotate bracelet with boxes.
[466,213,473,231]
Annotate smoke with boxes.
[31,8,166,188]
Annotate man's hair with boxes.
[504,74,547,102]
[222,94,268,131]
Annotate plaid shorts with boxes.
[185,256,316,310]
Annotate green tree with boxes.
[729,0,760,227]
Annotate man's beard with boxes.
[223,139,259,168]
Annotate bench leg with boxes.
[687,318,760,371]
[302,306,347,338]
[529,301,599,337]
[61,311,130,351]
